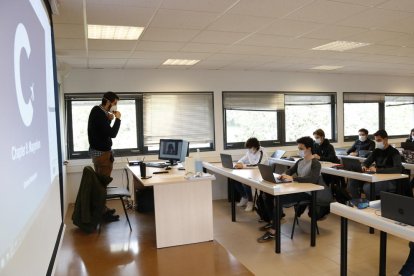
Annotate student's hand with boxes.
[107,113,115,120]
[368,166,377,172]
[234,162,244,169]
[361,166,368,172]
[313,154,320,160]
[280,174,293,181]
[349,152,357,156]
[113,111,121,119]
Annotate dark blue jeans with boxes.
[234,182,253,201]
[400,242,414,276]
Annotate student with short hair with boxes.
[257,136,322,242]
[312,129,339,163]
[347,129,403,199]
[347,128,375,156]
[406,128,414,143]
[234,137,268,212]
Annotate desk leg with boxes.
[379,231,387,276]
[311,191,317,247]
[229,179,236,222]
[369,184,375,234]
[274,196,281,254]
[341,217,348,276]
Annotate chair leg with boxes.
[119,196,132,231]
[291,209,299,239]
[316,221,320,235]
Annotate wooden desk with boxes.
[203,162,323,254]
[331,202,414,276]
[128,165,215,248]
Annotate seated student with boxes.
[234,137,268,212]
[400,242,414,276]
[257,136,321,243]
[406,128,414,143]
[312,128,340,163]
[346,128,375,156]
[347,129,403,199]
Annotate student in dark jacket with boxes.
[312,128,339,163]
[347,128,375,156]
[347,129,403,199]
[406,128,414,143]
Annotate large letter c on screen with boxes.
[14,23,34,127]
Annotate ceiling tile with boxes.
[87,0,162,8]
[191,60,234,70]
[239,34,330,49]
[378,0,414,12]
[88,58,127,68]
[259,19,324,37]
[228,0,314,18]
[302,25,367,40]
[57,57,88,68]
[343,30,409,44]
[55,38,85,50]
[192,30,249,44]
[149,9,219,29]
[180,43,227,53]
[88,51,132,58]
[141,28,199,42]
[380,34,414,48]
[135,41,185,51]
[86,4,155,26]
[54,24,85,39]
[124,58,164,69]
[286,0,368,24]
[88,40,137,51]
[207,14,274,32]
[325,0,387,7]
[379,16,414,34]
[52,0,83,24]
[161,0,238,13]
[56,49,87,58]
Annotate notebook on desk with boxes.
[220,153,234,169]
[381,191,414,226]
[258,164,291,184]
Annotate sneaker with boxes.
[245,201,254,212]
[257,231,275,243]
[259,222,273,231]
[103,214,119,222]
[105,208,116,216]
[236,197,248,207]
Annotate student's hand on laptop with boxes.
[367,166,376,173]
[349,152,357,156]
[361,166,368,172]
[280,174,293,181]
[234,162,244,169]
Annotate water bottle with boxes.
[195,149,203,173]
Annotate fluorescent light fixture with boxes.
[311,65,343,70]
[88,24,144,40]
[312,41,370,52]
[162,59,200,66]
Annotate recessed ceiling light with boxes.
[312,41,370,52]
[162,59,200,66]
[311,65,343,70]
[88,24,144,40]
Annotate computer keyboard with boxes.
[145,162,168,168]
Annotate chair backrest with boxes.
[315,176,333,206]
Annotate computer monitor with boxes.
[158,139,189,165]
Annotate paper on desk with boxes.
[184,172,216,181]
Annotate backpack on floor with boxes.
[254,191,270,223]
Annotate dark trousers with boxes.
[263,192,311,222]
[400,242,414,276]
[234,182,253,201]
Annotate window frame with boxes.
[343,92,414,141]
[283,92,337,145]
[65,92,215,159]
[222,91,284,150]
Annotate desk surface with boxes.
[331,202,414,242]
[203,162,323,195]
[270,158,408,183]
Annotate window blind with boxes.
[343,93,384,103]
[385,95,414,107]
[285,94,333,105]
[143,93,214,147]
[223,92,284,111]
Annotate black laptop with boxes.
[381,191,414,226]
[220,153,234,169]
[258,164,291,184]
[341,156,374,174]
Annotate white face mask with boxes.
[110,104,117,112]
[359,135,367,142]
[249,148,256,154]
[315,138,321,145]
[376,141,384,150]
[298,150,305,158]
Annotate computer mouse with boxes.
[165,166,171,170]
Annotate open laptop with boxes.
[258,164,291,184]
[381,191,414,226]
[358,150,372,158]
[220,153,234,169]
[271,149,286,159]
[341,156,374,174]
[335,148,348,156]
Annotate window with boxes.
[285,94,336,142]
[143,93,215,151]
[385,96,414,136]
[223,92,283,149]
[344,93,414,140]
[66,92,215,159]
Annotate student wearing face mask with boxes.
[346,128,375,156]
[405,128,414,143]
[312,129,340,163]
[347,129,403,199]
[233,137,268,212]
[87,91,122,222]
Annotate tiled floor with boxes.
[55,200,410,276]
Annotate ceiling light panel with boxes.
[312,41,370,51]
[162,59,200,66]
[88,25,144,40]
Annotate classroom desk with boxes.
[331,202,414,276]
[203,161,324,254]
[127,165,215,248]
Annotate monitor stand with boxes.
[166,160,178,166]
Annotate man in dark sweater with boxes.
[88,91,121,221]
[347,129,403,199]
[346,128,375,156]
[312,128,340,164]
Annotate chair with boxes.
[289,200,320,239]
[104,186,132,231]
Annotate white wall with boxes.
[61,69,414,209]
